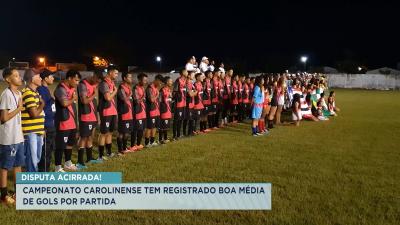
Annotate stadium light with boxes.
[300,56,308,71]
[156,56,162,71]
[38,57,46,68]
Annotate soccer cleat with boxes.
[128,146,137,152]
[88,159,103,164]
[151,142,159,147]
[64,164,78,171]
[145,144,152,148]
[136,145,144,150]
[55,167,66,172]
[76,163,88,170]
[1,195,15,205]
[107,153,115,158]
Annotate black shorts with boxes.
[270,97,278,107]
[185,108,195,120]
[243,103,251,112]
[134,118,146,131]
[174,107,185,121]
[231,104,239,114]
[223,99,230,112]
[100,115,117,134]
[79,121,97,138]
[202,105,210,116]
[55,129,77,150]
[146,116,160,129]
[159,118,171,130]
[118,120,133,134]
[192,109,202,120]
[209,103,218,113]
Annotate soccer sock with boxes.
[159,131,163,142]
[131,130,137,147]
[99,145,105,158]
[177,120,182,137]
[55,148,63,166]
[183,119,188,136]
[268,120,274,129]
[64,149,72,162]
[172,120,177,138]
[78,148,85,165]
[106,143,112,155]
[123,136,128,150]
[0,187,7,200]
[194,119,198,132]
[86,146,93,162]
[145,137,150,145]
[188,120,193,134]
[252,126,257,134]
[137,130,143,145]
[207,115,212,128]
[214,113,219,127]
[117,137,123,152]
[164,130,168,140]
[150,137,155,144]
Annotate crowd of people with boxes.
[0,56,340,205]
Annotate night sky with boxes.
[1,0,399,72]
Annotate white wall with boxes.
[1,70,399,90]
[326,74,400,90]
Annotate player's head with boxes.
[137,73,148,86]
[65,70,81,88]
[2,67,22,87]
[122,71,133,85]
[154,74,163,87]
[107,65,119,80]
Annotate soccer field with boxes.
[1,85,399,225]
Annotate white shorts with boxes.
[292,112,302,121]
[278,95,285,106]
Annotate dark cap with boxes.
[40,69,54,80]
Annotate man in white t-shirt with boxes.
[219,62,225,74]
[199,56,209,73]
[0,68,25,205]
[185,56,197,72]
[208,60,215,72]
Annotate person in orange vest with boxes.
[202,70,213,132]
[97,66,119,160]
[131,73,148,149]
[144,74,163,147]
[242,76,252,120]
[54,70,81,172]
[237,74,245,122]
[183,71,198,136]
[77,70,101,168]
[210,70,221,129]
[159,76,173,144]
[116,71,134,154]
[172,69,188,140]
[230,74,240,123]
[193,73,205,133]
[222,69,232,125]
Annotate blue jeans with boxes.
[24,133,44,172]
[0,143,25,170]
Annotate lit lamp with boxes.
[300,56,308,71]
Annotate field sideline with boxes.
[0,83,399,225]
